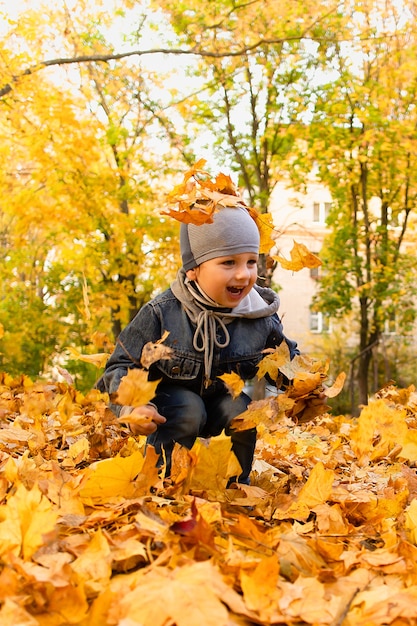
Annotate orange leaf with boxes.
[248,208,276,255]
[230,397,279,431]
[257,342,291,380]
[297,461,335,508]
[218,372,245,399]
[273,240,322,272]
[111,368,160,407]
[161,204,217,225]
[325,371,346,398]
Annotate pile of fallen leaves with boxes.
[2,369,417,626]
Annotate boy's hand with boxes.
[119,404,166,435]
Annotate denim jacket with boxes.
[96,276,298,415]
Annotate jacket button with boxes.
[171,366,180,374]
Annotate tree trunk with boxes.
[357,350,371,407]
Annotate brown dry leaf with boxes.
[140,330,173,369]
[111,368,160,407]
[218,372,245,399]
[273,240,322,272]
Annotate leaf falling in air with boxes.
[273,240,322,271]
[218,372,245,399]
[111,368,161,407]
[140,331,173,369]
[66,346,110,368]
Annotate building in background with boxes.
[269,176,332,351]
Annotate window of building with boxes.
[310,311,331,333]
[310,252,321,280]
[313,201,332,224]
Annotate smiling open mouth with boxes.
[228,287,244,294]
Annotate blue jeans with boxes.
[147,384,256,484]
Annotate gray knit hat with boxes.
[180,206,260,271]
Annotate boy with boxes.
[97,205,298,484]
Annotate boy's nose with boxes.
[235,265,250,280]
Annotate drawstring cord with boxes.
[193,309,230,387]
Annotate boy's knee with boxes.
[154,387,207,438]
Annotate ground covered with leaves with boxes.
[1,373,417,625]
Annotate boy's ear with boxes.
[186,268,198,280]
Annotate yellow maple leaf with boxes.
[405,499,417,545]
[401,429,417,461]
[230,397,280,431]
[279,353,327,382]
[291,371,323,397]
[350,400,409,464]
[324,371,346,398]
[275,462,335,521]
[111,368,160,407]
[189,435,242,490]
[273,240,322,272]
[248,208,276,255]
[0,483,59,561]
[183,157,210,182]
[218,372,245,399]
[297,461,335,509]
[71,528,112,596]
[240,555,281,617]
[39,585,88,624]
[79,450,145,504]
[257,342,291,380]
[66,346,110,368]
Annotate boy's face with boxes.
[186,252,259,307]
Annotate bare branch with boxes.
[0,21,401,99]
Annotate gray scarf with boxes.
[170,268,280,386]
